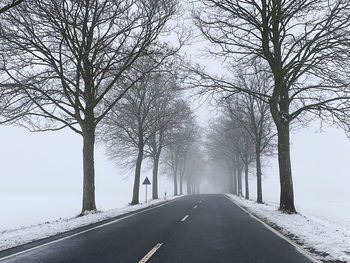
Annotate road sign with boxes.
[143,177,151,185]
[143,177,151,203]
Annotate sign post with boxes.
[142,177,151,203]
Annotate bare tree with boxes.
[224,113,255,198]
[164,111,198,195]
[224,66,276,202]
[0,84,32,124]
[100,63,183,204]
[233,124,254,199]
[206,117,239,195]
[146,99,192,199]
[0,0,24,14]
[192,0,350,213]
[183,143,204,195]
[0,0,179,213]
[0,0,30,124]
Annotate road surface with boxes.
[0,194,316,263]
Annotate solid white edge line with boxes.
[138,243,163,263]
[181,215,189,222]
[0,198,182,262]
[223,194,323,263]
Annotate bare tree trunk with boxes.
[173,173,178,195]
[256,143,263,204]
[244,160,249,200]
[152,154,160,199]
[186,179,192,194]
[233,164,238,195]
[229,171,234,194]
[81,124,96,213]
[131,145,144,205]
[237,161,243,196]
[277,121,296,213]
[179,175,183,195]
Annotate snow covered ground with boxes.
[227,194,350,263]
[0,195,181,251]
[0,194,134,230]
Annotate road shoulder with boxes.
[225,194,343,263]
[0,196,182,260]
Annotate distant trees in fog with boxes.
[99,59,196,204]
[163,113,202,196]
[205,62,276,203]
[145,98,192,200]
[206,86,276,203]
[224,65,276,203]
[206,116,247,197]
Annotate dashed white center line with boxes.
[138,243,163,263]
[193,205,198,209]
[181,215,189,222]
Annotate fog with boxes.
[1,100,349,229]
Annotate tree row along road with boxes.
[0,195,315,263]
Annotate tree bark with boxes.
[131,145,144,205]
[81,124,97,213]
[244,160,249,200]
[152,154,160,200]
[256,143,263,204]
[276,121,296,213]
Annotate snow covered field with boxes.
[0,194,137,231]
[227,194,350,263]
[0,195,181,251]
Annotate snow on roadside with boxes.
[0,196,181,252]
[226,194,350,263]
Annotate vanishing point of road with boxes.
[0,194,317,263]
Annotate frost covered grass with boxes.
[226,194,350,263]
[0,196,181,251]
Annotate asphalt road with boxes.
[0,194,316,263]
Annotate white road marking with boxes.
[0,198,182,262]
[181,215,189,222]
[138,243,163,263]
[199,200,202,203]
[224,195,323,263]
[193,205,198,209]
